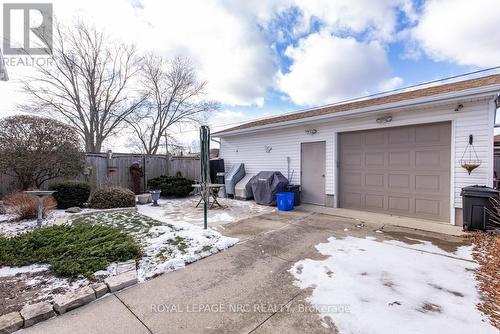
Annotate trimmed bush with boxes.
[0,224,141,278]
[4,192,56,220]
[89,187,136,209]
[147,175,194,197]
[49,181,91,209]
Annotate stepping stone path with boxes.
[65,207,82,213]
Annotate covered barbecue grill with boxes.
[225,163,245,197]
[235,173,255,200]
[245,171,288,205]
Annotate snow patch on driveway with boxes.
[290,236,496,334]
[140,197,274,227]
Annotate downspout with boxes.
[494,94,500,128]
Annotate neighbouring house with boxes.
[210,148,220,158]
[213,74,500,227]
[494,135,500,188]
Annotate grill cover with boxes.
[225,163,245,195]
[246,171,289,205]
[235,173,255,200]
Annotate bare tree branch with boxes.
[21,21,146,152]
[126,55,218,155]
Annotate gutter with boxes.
[213,84,500,137]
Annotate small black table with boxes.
[193,184,225,209]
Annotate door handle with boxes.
[322,174,325,178]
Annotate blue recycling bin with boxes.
[276,192,295,211]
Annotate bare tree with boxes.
[21,22,145,152]
[127,55,218,155]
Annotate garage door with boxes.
[338,122,451,222]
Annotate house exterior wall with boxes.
[219,98,495,224]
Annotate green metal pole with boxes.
[200,125,210,229]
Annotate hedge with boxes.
[0,224,141,278]
[89,187,136,209]
[50,181,91,209]
[147,176,194,198]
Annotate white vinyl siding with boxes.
[219,98,494,211]
[453,100,494,207]
[219,124,335,193]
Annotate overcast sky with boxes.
[1,0,499,152]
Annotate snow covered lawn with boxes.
[69,210,238,281]
[0,197,254,315]
[290,235,498,334]
[0,208,95,237]
[0,197,272,238]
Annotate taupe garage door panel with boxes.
[339,122,451,222]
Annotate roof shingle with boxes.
[218,74,500,134]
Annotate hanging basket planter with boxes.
[460,134,481,175]
[461,161,481,175]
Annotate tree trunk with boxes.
[85,138,102,153]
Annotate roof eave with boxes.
[213,84,500,137]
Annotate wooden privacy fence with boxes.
[0,152,201,196]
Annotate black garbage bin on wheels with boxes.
[460,185,499,231]
[284,184,301,206]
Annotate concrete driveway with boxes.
[19,209,469,334]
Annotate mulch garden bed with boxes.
[0,270,81,315]
[468,232,499,329]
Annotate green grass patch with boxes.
[70,211,175,238]
[155,248,174,261]
[0,225,141,278]
[201,245,213,252]
[168,236,189,254]
[195,245,213,254]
